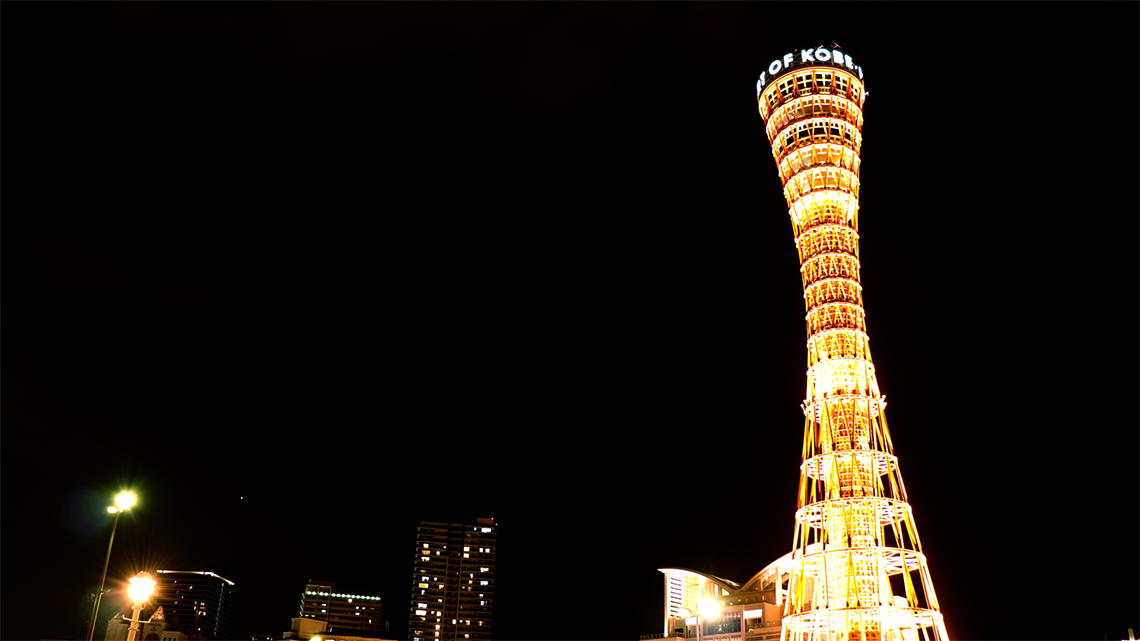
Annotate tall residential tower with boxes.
[152,570,235,640]
[408,519,496,641]
[756,46,948,641]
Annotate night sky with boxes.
[4,3,1137,641]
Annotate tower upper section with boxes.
[757,46,870,401]
[757,47,866,234]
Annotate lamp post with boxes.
[88,491,136,641]
[125,571,157,641]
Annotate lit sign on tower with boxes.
[756,47,949,641]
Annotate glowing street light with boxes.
[114,492,136,512]
[87,491,137,641]
[127,572,156,603]
[125,571,157,641]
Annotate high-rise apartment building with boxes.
[151,570,235,640]
[299,580,384,632]
[408,519,496,641]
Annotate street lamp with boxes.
[125,571,157,641]
[88,491,136,641]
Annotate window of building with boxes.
[778,78,795,99]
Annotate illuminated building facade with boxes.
[756,46,948,641]
[656,566,790,641]
[408,519,496,641]
[151,570,235,640]
[299,580,383,631]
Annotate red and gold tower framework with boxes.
[757,47,949,641]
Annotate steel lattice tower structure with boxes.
[756,47,949,641]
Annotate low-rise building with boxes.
[299,580,383,632]
[655,554,798,641]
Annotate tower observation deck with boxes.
[756,47,949,641]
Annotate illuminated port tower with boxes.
[756,47,949,641]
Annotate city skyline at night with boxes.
[3,4,1137,641]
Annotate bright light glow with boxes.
[115,492,137,511]
[699,599,720,619]
[127,572,156,603]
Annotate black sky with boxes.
[4,3,1138,641]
